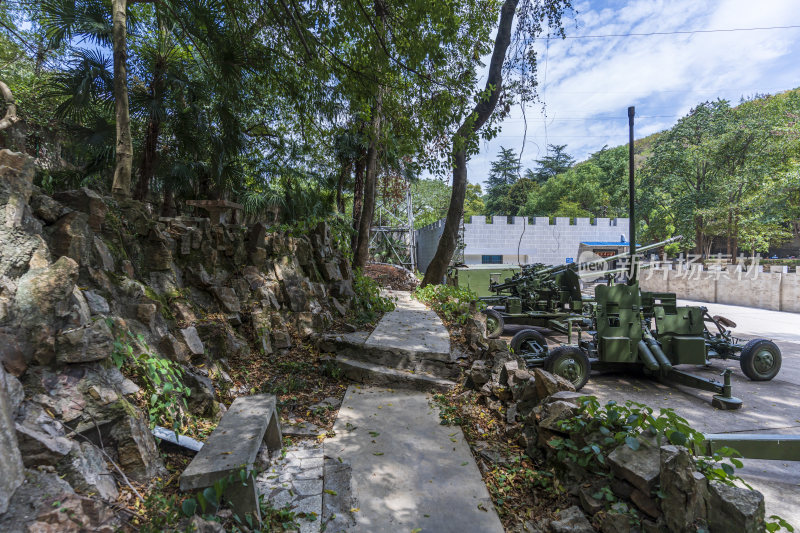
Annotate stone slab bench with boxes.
[186,199,243,225]
[179,394,282,521]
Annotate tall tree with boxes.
[484,146,520,215]
[421,0,573,286]
[110,0,132,199]
[528,143,574,184]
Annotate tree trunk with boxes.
[353,100,382,269]
[111,0,133,200]
[160,185,176,217]
[134,117,160,201]
[134,67,164,202]
[0,80,18,131]
[421,0,519,286]
[351,153,366,253]
[336,159,351,214]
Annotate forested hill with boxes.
[517,89,800,256]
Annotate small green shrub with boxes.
[413,284,485,324]
[109,322,192,432]
[351,268,396,325]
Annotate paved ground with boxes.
[365,291,450,358]
[324,386,504,533]
[504,300,800,526]
[257,442,324,533]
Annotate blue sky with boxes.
[463,0,800,188]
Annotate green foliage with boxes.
[432,393,463,426]
[413,284,484,324]
[527,144,575,184]
[550,397,745,485]
[351,269,396,325]
[412,179,484,228]
[484,146,521,215]
[109,322,192,431]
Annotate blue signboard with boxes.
[565,257,574,264]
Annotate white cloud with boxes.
[459,0,800,187]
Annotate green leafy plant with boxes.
[413,284,485,325]
[108,321,192,432]
[351,268,396,325]
[548,397,795,532]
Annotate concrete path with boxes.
[324,386,504,533]
[365,291,450,359]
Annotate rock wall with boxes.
[0,148,355,528]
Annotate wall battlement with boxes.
[415,216,630,273]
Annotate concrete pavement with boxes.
[324,386,504,533]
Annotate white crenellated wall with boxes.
[415,216,629,273]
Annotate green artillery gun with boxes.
[480,236,683,340]
[508,280,750,409]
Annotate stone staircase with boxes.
[316,292,458,392]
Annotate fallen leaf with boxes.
[373,452,384,456]
[324,489,337,496]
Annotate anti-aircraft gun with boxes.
[480,235,683,341]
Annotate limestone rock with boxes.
[537,400,578,433]
[181,326,205,356]
[659,445,707,531]
[707,480,765,532]
[548,505,594,533]
[50,211,92,264]
[533,368,576,399]
[92,236,115,271]
[60,441,119,500]
[21,491,119,532]
[468,360,492,389]
[189,515,226,533]
[321,261,343,282]
[183,370,218,418]
[159,333,190,363]
[607,438,661,494]
[14,402,73,466]
[272,329,292,350]
[546,390,587,406]
[1,370,23,414]
[83,290,110,315]
[30,193,66,224]
[331,297,347,316]
[53,187,108,231]
[109,413,166,482]
[56,320,114,364]
[13,256,78,328]
[332,279,355,300]
[211,286,241,313]
[0,365,24,514]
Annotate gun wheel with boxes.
[740,339,781,381]
[483,308,504,339]
[510,329,548,360]
[544,345,591,390]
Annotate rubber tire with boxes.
[739,339,781,381]
[510,329,548,355]
[483,308,504,339]
[544,345,591,391]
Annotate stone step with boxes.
[316,332,460,380]
[331,356,455,393]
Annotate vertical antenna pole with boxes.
[628,106,636,283]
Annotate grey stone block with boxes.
[180,394,282,491]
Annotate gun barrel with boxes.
[576,235,683,271]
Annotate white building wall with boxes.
[415,216,629,272]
